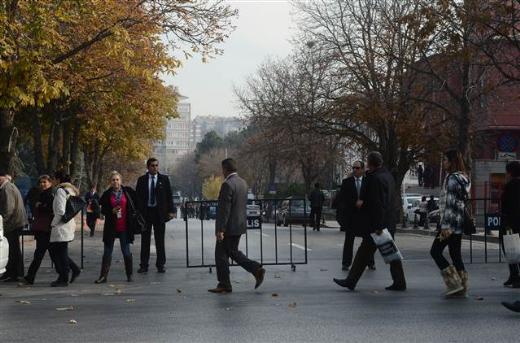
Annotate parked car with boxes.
[402,194,423,225]
[276,198,311,227]
[0,215,9,275]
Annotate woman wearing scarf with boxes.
[95,171,140,283]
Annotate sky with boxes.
[162,0,296,118]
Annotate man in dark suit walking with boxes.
[333,152,406,291]
[208,158,266,294]
[136,158,175,273]
[336,161,375,271]
[309,183,325,231]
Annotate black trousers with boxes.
[5,229,24,278]
[346,233,406,287]
[86,213,98,235]
[26,231,52,280]
[499,229,520,280]
[215,234,261,288]
[342,232,375,268]
[430,232,465,271]
[310,207,323,230]
[49,242,80,283]
[140,207,166,269]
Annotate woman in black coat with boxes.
[95,171,140,283]
[501,161,520,288]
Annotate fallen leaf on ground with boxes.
[126,299,136,303]
[176,289,182,293]
[491,277,497,281]
[225,307,231,311]
[272,293,279,297]
[115,289,122,295]
[108,284,116,288]
[16,300,31,305]
[475,296,484,301]
[56,306,74,311]
[69,319,77,325]
[288,302,297,308]
[320,269,328,272]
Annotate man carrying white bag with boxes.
[371,228,404,264]
[334,152,407,291]
[0,215,9,275]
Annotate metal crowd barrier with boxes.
[184,198,309,272]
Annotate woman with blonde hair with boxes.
[95,171,140,283]
[430,150,471,297]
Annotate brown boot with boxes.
[95,256,111,284]
[441,265,464,296]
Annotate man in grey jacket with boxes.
[209,158,266,294]
[0,171,28,282]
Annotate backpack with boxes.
[61,188,86,223]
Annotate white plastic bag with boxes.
[0,215,10,274]
[503,232,520,264]
[371,228,403,264]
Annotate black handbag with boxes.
[125,190,145,235]
[61,188,86,223]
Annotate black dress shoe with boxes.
[502,301,520,313]
[333,278,355,290]
[22,276,34,285]
[157,267,166,273]
[3,277,20,283]
[70,269,81,284]
[208,287,232,294]
[254,268,266,289]
[51,280,68,287]
[504,276,514,287]
[0,273,10,281]
[137,267,148,274]
[385,284,406,291]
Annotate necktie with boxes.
[356,178,361,198]
[150,176,156,206]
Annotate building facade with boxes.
[190,116,243,147]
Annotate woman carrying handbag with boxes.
[95,171,142,283]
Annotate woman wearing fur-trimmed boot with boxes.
[430,150,470,297]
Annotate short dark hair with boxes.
[367,151,383,169]
[146,157,159,168]
[354,161,365,168]
[38,175,52,183]
[0,169,7,177]
[54,170,71,183]
[506,161,520,178]
[221,158,237,173]
[314,182,320,188]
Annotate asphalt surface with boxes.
[0,219,519,343]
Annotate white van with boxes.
[0,215,9,274]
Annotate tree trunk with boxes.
[69,121,81,177]
[0,108,16,173]
[62,119,71,174]
[31,109,46,174]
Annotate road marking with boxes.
[290,243,312,251]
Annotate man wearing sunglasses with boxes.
[335,161,375,271]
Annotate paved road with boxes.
[1,219,518,343]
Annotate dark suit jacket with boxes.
[215,174,248,236]
[501,178,520,233]
[309,189,325,208]
[364,167,399,233]
[136,173,175,224]
[336,176,368,236]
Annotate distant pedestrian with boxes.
[0,170,28,282]
[335,161,375,271]
[85,184,100,237]
[334,152,406,291]
[424,165,434,188]
[95,172,140,283]
[48,171,81,287]
[208,158,265,294]
[417,164,424,187]
[23,175,55,285]
[308,183,325,231]
[136,158,175,274]
[418,196,428,227]
[500,161,520,289]
[430,150,470,297]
